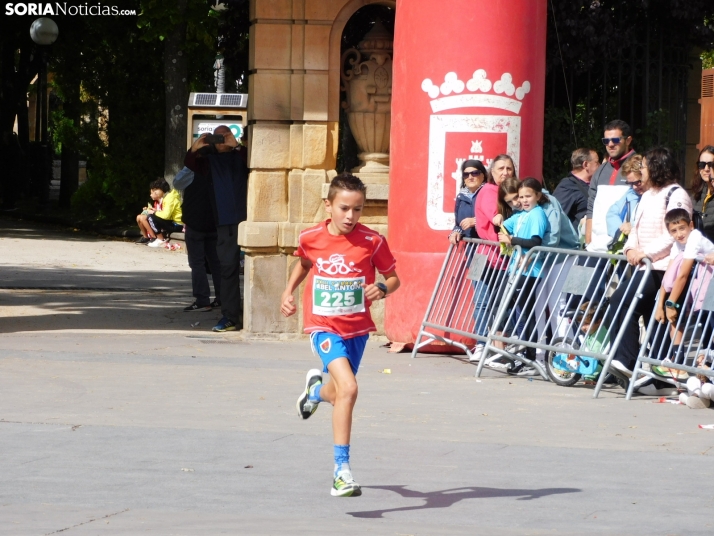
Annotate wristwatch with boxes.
[375,282,388,297]
[665,300,680,310]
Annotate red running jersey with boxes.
[296,221,397,338]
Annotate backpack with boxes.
[172,166,195,191]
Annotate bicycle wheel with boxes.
[545,337,583,387]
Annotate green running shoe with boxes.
[296,369,322,420]
[331,471,362,497]
[651,364,688,381]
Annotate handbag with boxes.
[693,210,705,232]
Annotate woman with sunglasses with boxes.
[691,146,714,241]
[605,154,646,246]
[448,159,488,245]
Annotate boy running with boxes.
[280,173,400,497]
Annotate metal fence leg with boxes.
[411,331,424,359]
[626,359,643,400]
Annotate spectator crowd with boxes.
[448,119,714,406]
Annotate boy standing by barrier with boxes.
[655,209,714,356]
[280,173,400,497]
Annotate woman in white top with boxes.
[603,147,692,379]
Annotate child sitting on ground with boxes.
[135,180,165,244]
[568,301,609,381]
[146,180,183,248]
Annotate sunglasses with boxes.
[698,161,714,170]
[463,170,483,178]
[627,179,642,187]
[602,137,622,145]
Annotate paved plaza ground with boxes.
[1,217,714,535]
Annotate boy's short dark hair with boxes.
[665,208,691,228]
[150,179,170,193]
[327,172,367,202]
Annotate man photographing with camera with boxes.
[184,125,248,331]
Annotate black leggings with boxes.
[147,214,183,236]
[498,274,539,343]
[604,269,665,370]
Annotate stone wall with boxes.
[241,0,394,336]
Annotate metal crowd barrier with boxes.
[410,238,516,359]
[475,247,653,398]
[626,259,714,400]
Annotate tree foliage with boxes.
[544,0,714,180]
[0,0,249,221]
[547,0,714,74]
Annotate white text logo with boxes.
[315,254,362,276]
[5,3,137,16]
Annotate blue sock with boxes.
[308,383,322,403]
[334,444,350,476]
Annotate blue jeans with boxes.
[472,279,491,337]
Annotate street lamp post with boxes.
[30,17,58,206]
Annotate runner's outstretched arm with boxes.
[281,258,312,317]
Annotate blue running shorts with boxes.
[310,332,369,375]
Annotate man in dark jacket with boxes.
[185,125,248,331]
[553,148,599,228]
[179,165,222,313]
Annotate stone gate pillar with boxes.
[240,0,392,336]
[386,0,548,344]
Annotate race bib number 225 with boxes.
[312,276,365,316]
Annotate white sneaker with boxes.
[637,382,678,397]
[331,470,362,497]
[148,239,166,248]
[515,366,539,377]
[469,344,485,362]
[609,360,632,378]
[484,355,511,370]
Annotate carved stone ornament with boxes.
[341,20,393,174]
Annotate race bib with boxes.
[312,276,366,316]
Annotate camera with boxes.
[204,134,225,144]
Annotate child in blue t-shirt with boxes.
[498,177,549,276]
[496,178,550,372]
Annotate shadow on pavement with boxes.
[0,265,226,334]
[0,217,121,243]
[347,485,581,518]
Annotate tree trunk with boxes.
[163,0,189,185]
[0,40,39,204]
[59,81,80,208]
